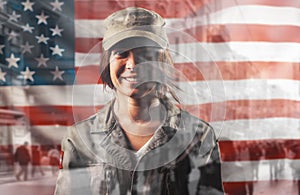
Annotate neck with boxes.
[113,92,167,148]
[114,92,160,123]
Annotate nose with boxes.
[125,51,135,71]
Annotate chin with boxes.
[130,88,156,99]
[118,83,157,99]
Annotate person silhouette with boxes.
[15,141,31,181]
[55,7,223,195]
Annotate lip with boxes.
[123,77,137,82]
[120,75,139,83]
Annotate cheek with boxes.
[109,55,117,76]
[110,62,125,78]
[109,59,117,74]
[109,65,117,80]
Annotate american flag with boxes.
[0,0,299,194]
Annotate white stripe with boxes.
[0,79,299,106]
[75,6,300,38]
[75,52,101,67]
[2,118,298,145]
[75,20,105,38]
[74,18,201,38]
[213,118,300,141]
[75,42,300,66]
[31,125,67,144]
[75,52,98,67]
[209,5,300,26]
[74,18,202,38]
[222,159,297,182]
[171,42,300,63]
[177,79,300,104]
[0,125,68,145]
[0,85,113,106]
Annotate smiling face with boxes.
[109,45,163,98]
[100,37,178,102]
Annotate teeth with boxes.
[125,77,137,82]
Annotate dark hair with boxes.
[100,46,180,103]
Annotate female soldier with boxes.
[55,7,223,195]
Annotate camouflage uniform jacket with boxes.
[55,100,224,195]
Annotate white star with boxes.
[35,34,49,44]
[50,0,64,11]
[35,54,49,67]
[0,45,4,54]
[8,30,18,41]
[50,25,63,37]
[21,67,35,82]
[50,45,64,56]
[0,1,7,10]
[51,66,64,81]
[0,69,6,82]
[21,0,34,12]
[6,53,20,68]
[9,11,21,22]
[36,11,49,25]
[22,23,34,33]
[21,41,34,54]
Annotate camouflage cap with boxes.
[102,7,169,50]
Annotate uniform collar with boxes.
[86,99,189,169]
[90,99,182,134]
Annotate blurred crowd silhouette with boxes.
[221,138,300,195]
[0,142,61,182]
[1,139,300,194]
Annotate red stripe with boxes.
[175,61,300,81]
[166,24,300,44]
[223,180,297,195]
[75,0,300,20]
[75,38,102,53]
[221,25,300,43]
[74,62,300,85]
[75,0,208,19]
[196,24,300,43]
[219,139,300,162]
[185,99,300,122]
[223,181,255,195]
[209,0,300,10]
[0,99,299,126]
[0,106,103,126]
[75,25,300,53]
[75,65,102,84]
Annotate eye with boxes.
[132,47,161,60]
[112,49,130,59]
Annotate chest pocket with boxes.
[163,157,191,195]
[88,164,118,195]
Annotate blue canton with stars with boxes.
[0,0,75,86]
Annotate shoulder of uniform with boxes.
[180,111,213,132]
